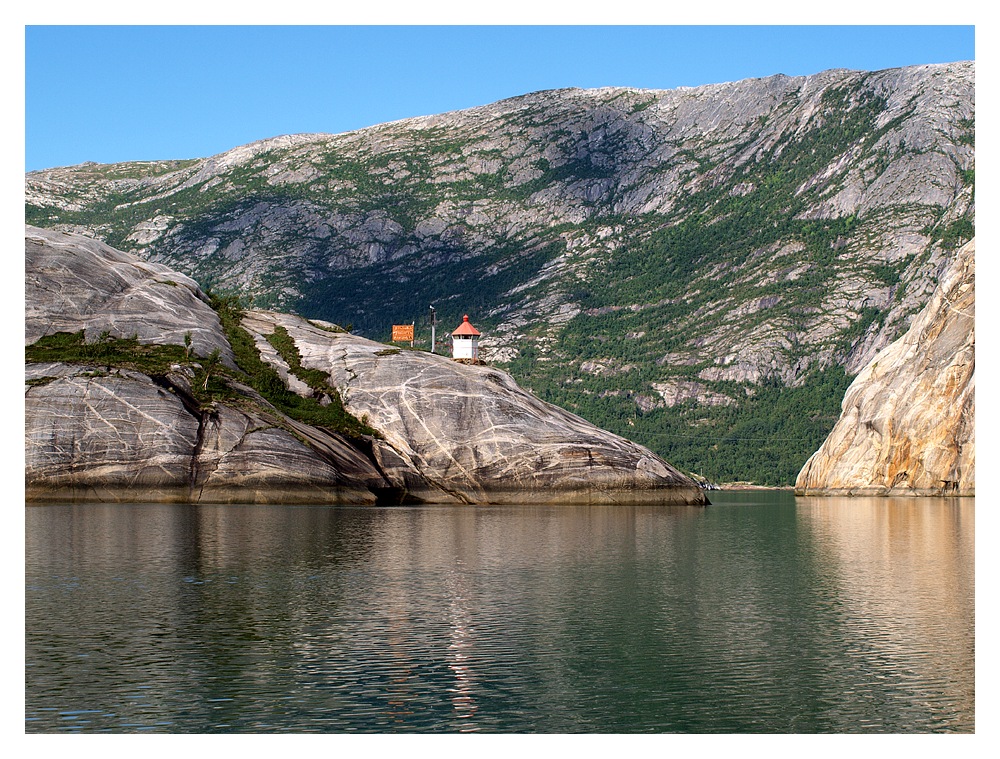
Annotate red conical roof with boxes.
[452,314,481,336]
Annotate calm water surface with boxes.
[25,491,974,733]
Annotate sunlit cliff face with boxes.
[796,238,974,496]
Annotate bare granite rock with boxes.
[24,362,384,504]
[242,310,708,504]
[25,225,234,366]
[795,238,974,496]
[25,227,707,504]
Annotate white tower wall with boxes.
[452,336,478,360]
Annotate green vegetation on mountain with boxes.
[25,62,974,484]
[515,362,852,484]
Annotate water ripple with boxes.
[25,496,974,732]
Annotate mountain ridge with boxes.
[25,60,975,484]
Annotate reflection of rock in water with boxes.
[26,497,974,731]
[796,239,975,496]
[795,496,974,730]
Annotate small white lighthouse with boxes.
[451,315,481,361]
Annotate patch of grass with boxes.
[630,98,657,113]
[210,293,380,439]
[25,330,188,375]
[24,329,238,406]
[308,319,349,333]
[265,325,333,391]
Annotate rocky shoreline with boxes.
[24,222,974,502]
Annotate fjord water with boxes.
[25,492,973,733]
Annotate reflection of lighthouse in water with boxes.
[447,563,479,727]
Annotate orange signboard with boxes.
[391,324,414,342]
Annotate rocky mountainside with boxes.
[25,226,706,505]
[796,237,974,496]
[25,61,975,484]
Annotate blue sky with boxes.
[24,25,975,172]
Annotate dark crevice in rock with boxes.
[355,441,406,504]
[149,373,216,495]
[349,436,427,506]
[187,411,221,498]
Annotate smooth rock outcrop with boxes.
[242,311,706,504]
[25,362,387,504]
[25,227,707,504]
[795,238,974,496]
[25,225,234,365]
